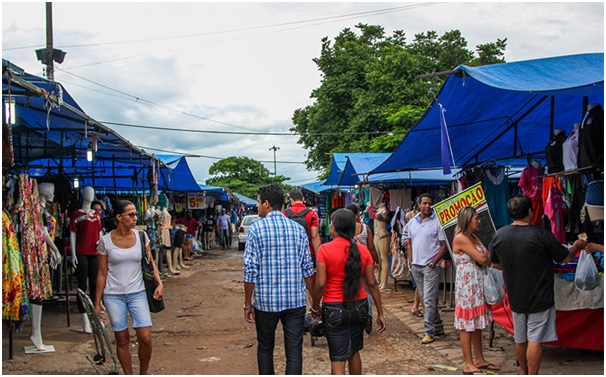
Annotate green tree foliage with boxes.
[205,156,291,199]
[291,24,506,176]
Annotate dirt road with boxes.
[2,242,603,375]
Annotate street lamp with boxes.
[269,145,280,176]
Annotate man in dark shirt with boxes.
[489,195,586,375]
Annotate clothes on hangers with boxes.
[18,174,53,301]
[2,209,29,322]
[544,186,568,243]
[545,131,567,173]
[389,188,412,211]
[483,167,511,227]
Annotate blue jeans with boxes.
[411,265,443,336]
[254,306,305,375]
[218,228,230,247]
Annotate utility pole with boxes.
[36,2,66,80]
[45,2,54,80]
[269,146,280,176]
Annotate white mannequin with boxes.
[70,186,102,334]
[573,122,581,130]
[29,183,63,352]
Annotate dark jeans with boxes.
[254,306,305,375]
[218,229,230,247]
[76,253,98,313]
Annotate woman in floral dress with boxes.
[452,207,498,375]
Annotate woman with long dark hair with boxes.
[95,200,163,375]
[311,208,386,375]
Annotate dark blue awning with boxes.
[372,53,604,173]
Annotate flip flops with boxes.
[478,363,499,371]
[411,309,424,317]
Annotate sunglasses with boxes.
[121,212,138,218]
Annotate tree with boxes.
[205,156,290,199]
[291,24,507,176]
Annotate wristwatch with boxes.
[427,262,435,269]
[243,304,250,310]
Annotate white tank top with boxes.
[356,224,369,246]
[97,229,148,295]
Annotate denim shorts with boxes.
[322,299,368,361]
[103,290,152,332]
[512,306,557,344]
[185,234,194,240]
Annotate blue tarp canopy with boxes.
[372,53,604,174]
[198,184,229,201]
[323,153,350,185]
[299,180,350,194]
[366,169,460,186]
[3,59,167,184]
[233,192,257,207]
[156,154,201,192]
[338,153,391,186]
[325,153,391,186]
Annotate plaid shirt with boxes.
[243,210,314,312]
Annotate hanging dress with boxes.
[2,209,29,322]
[18,175,53,301]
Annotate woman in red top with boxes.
[311,208,386,375]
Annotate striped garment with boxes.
[243,210,314,312]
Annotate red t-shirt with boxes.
[282,202,319,254]
[316,237,373,303]
[175,217,200,235]
[70,209,102,255]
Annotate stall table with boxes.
[491,275,603,351]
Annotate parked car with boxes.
[238,215,260,250]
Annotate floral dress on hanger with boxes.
[2,209,29,322]
[18,175,53,301]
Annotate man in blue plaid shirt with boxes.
[243,184,315,375]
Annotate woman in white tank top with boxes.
[95,200,163,375]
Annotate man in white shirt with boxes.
[404,193,447,344]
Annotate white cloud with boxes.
[3,2,604,186]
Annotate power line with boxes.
[3,3,441,52]
[138,145,306,164]
[104,120,405,137]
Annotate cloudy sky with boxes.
[2,1,604,186]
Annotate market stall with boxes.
[2,59,168,357]
[369,53,604,351]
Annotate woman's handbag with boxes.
[139,231,165,313]
[483,267,505,305]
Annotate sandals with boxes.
[478,363,499,371]
[411,309,424,317]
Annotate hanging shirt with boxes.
[518,165,543,201]
[544,186,567,243]
[578,105,604,169]
[562,128,580,171]
[545,131,567,173]
[70,209,102,255]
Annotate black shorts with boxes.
[322,299,368,362]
